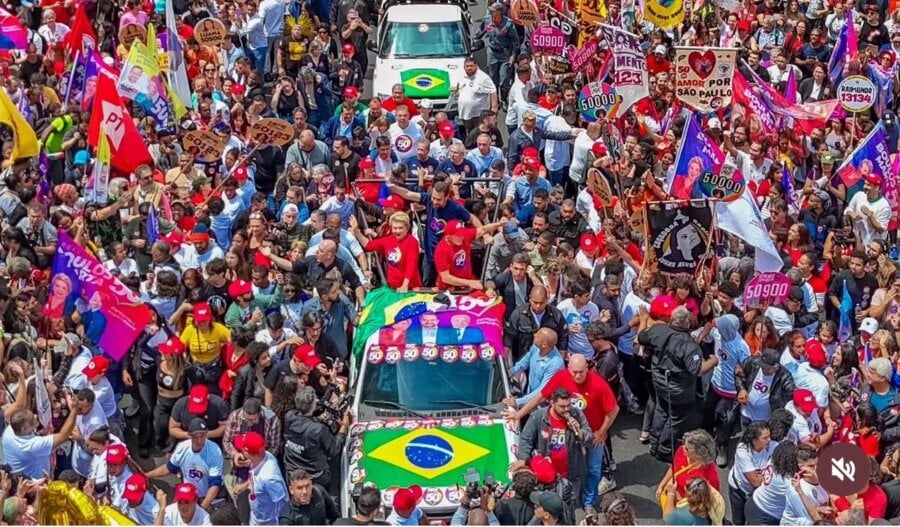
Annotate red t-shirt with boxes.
[382,97,419,116]
[672,445,721,495]
[540,370,617,431]
[434,228,477,290]
[366,234,422,290]
[547,412,569,478]
[834,484,887,519]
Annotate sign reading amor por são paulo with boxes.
[837,75,876,113]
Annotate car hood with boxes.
[373,58,466,101]
[347,415,518,510]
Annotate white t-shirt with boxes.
[786,401,823,444]
[0,428,53,479]
[388,122,424,159]
[457,70,496,120]
[752,473,790,519]
[728,442,777,494]
[793,363,831,409]
[731,150,773,186]
[557,298,599,358]
[783,479,829,525]
[845,192,892,247]
[163,503,211,526]
[742,370,774,421]
[170,440,224,499]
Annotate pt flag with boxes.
[674,47,738,113]
[52,232,152,361]
[0,86,38,161]
[62,3,97,56]
[88,74,153,174]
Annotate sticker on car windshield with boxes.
[418,24,429,32]
[480,344,496,361]
[385,348,402,364]
[460,345,478,363]
[441,347,459,363]
[403,344,421,361]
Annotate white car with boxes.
[368,0,485,110]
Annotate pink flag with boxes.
[784,67,797,104]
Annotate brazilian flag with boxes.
[352,287,436,363]
[357,423,511,487]
[400,69,451,99]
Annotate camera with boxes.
[316,383,354,434]
[461,468,505,508]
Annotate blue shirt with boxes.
[466,146,504,176]
[420,192,472,257]
[510,345,564,407]
[512,177,551,211]
[249,453,287,526]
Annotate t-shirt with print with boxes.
[556,298,599,358]
[419,192,471,258]
[540,369,617,431]
[729,442,777,494]
[547,412,569,478]
[434,229,477,290]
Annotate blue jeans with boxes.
[582,440,604,507]
[250,47,267,74]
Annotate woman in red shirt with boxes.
[656,430,721,504]
[350,211,422,291]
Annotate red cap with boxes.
[522,156,541,171]
[83,355,110,378]
[253,251,272,268]
[193,302,212,323]
[342,43,355,54]
[159,336,186,355]
[161,230,185,250]
[865,173,885,186]
[174,483,199,502]
[591,142,608,156]
[736,20,751,31]
[443,220,465,237]
[122,474,147,503]
[529,455,557,485]
[392,485,423,512]
[580,232,598,253]
[649,294,677,320]
[293,344,321,367]
[439,121,455,137]
[379,195,405,210]
[343,85,359,99]
[359,157,375,169]
[106,444,128,465]
[235,431,266,455]
[804,340,827,369]
[231,83,246,95]
[522,146,539,159]
[232,166,249,182]
[228,279,253,299]
[793,388,818,413]
[187,384,210,414]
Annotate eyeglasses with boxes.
[205,67,216,73]
[139,176,151,182]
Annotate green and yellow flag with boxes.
[400,69,451,99]
[353,287,436,362]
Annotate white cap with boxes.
[419,99,433,109]
[860,317,879,335]
[654,44,667,55]
[708,117,721,129]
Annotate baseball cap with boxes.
[187,385,210,415]
[293,343,321,368]
[865,173,885,186]
[378,195,405,210]
[580,232,598,253]
[122,474,148,503]
[820,151,836,165]
[342,43,355,54]
[787,286,805,302]
[860,317,879,335]
[529,455,556,485]
[392,485,423,511]
[760,348,780,366]
[83,355,110,378]
[343,85,359,99]
[443,220,465,237]
[187,417,208,434]
[707,116,721,130]
[649,294,677,320]
[530,491,565,520]
[522,156,541,171]
[804,341,827,369]
[654,44,666,55]
[174,482,199,502]
[159,336,186,355]
[161,230,185,251]
[193,302,212,324]
[73,150,90,166]
[231,83,245,95]
[235,431,266,455]
[228,279,253,299]
[107,444,129,465]
[503,221,519,239]
[359,157,375,169]
[591,142,608,156]
[232,166,249,182]
[793,388,818,413]
[439,121,455,137]
[191,223,211,243]
[54,333,81,354]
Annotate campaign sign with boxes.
[697,163,746,202]
[531,26,567,54]
[743,272,792,308]
[674,47,738,113]
[837,75,876,113]
[578,82,621,122]
[568,39,598,72]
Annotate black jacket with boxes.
[494,497,534,526]
[283,411,347,481]
[279,484,340,525]
[490,270,533,322]
[547,210,590,249]
[733,355,796,411]
[637,324,705,406]
[518,406,591,481]
[591,291,629,342]
[504,304,569,362]
[231,364,270,411]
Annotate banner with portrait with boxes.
[674,47,737,113]
[647,202,714,274]
[836,122,890,189]
[50,233,152,361]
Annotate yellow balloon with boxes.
[38,481,108,526]
[98,505,137,526]
[65,486,100,525]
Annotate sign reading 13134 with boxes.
[837,75,876,113]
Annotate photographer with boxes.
[282,385,349,495]
[450,486,501,526]
[493,470,536,525]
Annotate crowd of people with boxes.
[1,0,900,524]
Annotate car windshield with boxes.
[360,357,505,411]
[380,21,467,58]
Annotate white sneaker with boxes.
[599,477,617,495]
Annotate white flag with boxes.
[34,358,51,429]
[166,1,193,110]
[716,185,784,273]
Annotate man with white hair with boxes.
[637,305,718,462]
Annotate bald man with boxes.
[507,354,619,514]
[263,239,366,304]
[506,328,564,408]
[504,285,569,362]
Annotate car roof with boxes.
[385,3,463,22]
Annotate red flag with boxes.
[62,4,97,58]
[88,74,153,174]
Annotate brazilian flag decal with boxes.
[400,69,451,99]
[359,423,510,487]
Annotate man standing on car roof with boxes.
[474,3,519,104]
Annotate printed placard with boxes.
[674,47,738,113]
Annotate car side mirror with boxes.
[367,40,378,53]
[471,39,485,52]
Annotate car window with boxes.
[380,21,467,58]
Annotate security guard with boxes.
[503,285,569,362]
[474,2,519,102]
